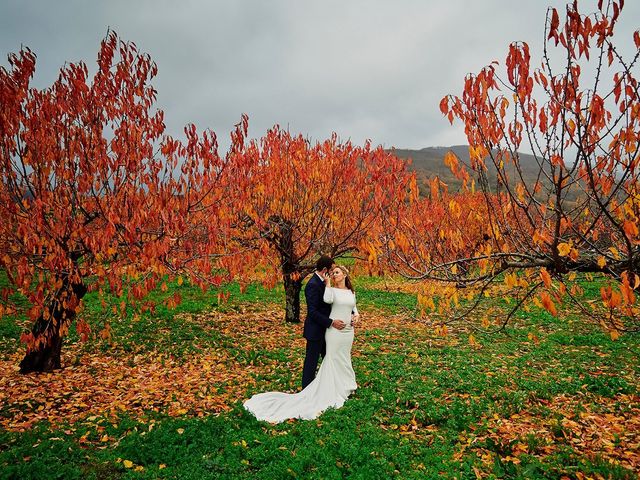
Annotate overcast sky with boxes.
[1,1,639,152]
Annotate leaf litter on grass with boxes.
[0,306,437,433]
[0,306,298,432]
[455,392,640,474]
[0,301,638,477]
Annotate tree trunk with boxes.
[284,275,303,323]
[19,279,87,374]
[270,217,304,323]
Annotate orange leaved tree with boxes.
[229,127,417,323]
[432,0,640,333]
[383,184,492,282]
[0,32,248,373]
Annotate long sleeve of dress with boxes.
[325,288,359,316]
[323,287,334,304]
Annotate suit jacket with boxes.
[303,273,332,340]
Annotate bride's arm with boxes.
[351,293,360,326]
[323,287,334,304]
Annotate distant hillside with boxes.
[390,145,546,195]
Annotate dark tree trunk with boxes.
[284,274,303,323]
[19,278,87,374]
[271,217,304,323]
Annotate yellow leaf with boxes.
[557,242,571,257]
[610,329,620,341]
[597,256,607,268]
[176,428,184,435]
[504,272,515,288]
[134,466,144,472]
[444,151,459,171]
[123,460,134,469]
[159,464,167,469]
[177,276,183,286]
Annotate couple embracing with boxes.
[244,256,360,423]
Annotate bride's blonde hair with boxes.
[337,265,354,293]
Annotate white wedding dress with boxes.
[244,287,358,423]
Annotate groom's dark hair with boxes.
[316,255,334,271]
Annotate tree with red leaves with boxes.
[230,127,417,323]
[0,32,248,372]
[429,0,640,333]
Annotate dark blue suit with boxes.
[301,273,332,388]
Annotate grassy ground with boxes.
[0,274,638,479]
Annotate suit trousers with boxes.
[301,336,326,389]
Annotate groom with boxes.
[301,255,346,389]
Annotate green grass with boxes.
[0,273,284,356]
[1,273,639,479]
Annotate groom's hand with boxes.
[331,319,346,330]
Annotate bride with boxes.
[244,265,359,423]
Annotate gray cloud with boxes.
[2,0,639,152]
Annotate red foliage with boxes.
[399,0,640,332]
[0,32,248,370]
[227,126,417,321]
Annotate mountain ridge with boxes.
[389,145,543,194]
